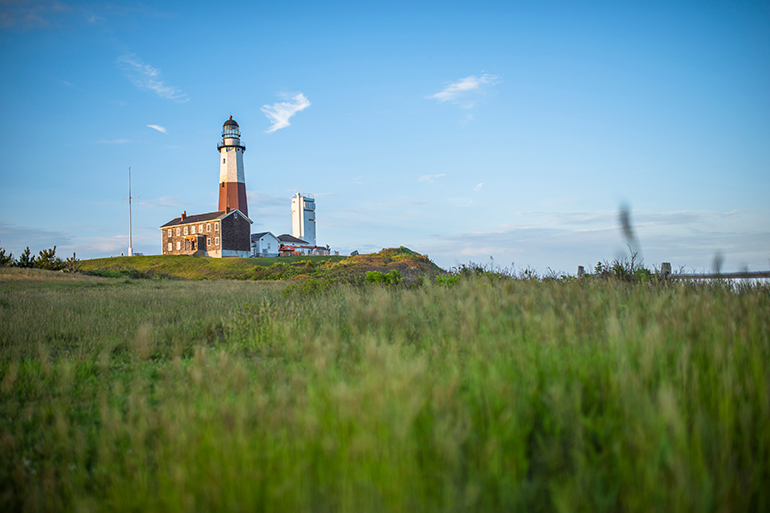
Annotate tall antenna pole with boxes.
[125,167,138,257]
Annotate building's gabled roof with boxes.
[159,209,252,228]
[160,211,224,228]
[251,231,278,241]
[277,234,308,245]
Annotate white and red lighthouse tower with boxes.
[218,116,248,216]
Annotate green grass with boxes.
[1,267,768,512]
[78,254,348,280]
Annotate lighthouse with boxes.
[218,116,248,216]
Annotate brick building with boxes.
[160,208,252,258]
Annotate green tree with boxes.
[16,246,35,268]
[35,246,65,271]
[64,252,80,273]
[0,242,13,267]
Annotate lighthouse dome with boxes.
[222,116,240,138]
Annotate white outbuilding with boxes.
[251,231,281,257]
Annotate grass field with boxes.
[1,267,768,511]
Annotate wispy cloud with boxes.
[138,196,183,208]
[0,0,72,29]
[117,53,189,103]
[97,138,131,144]
[474,182,484,192]
[429,74,498,108]
[147,124,167,134]
[261,93,310,133]
[81,9,102,24]
[419,173,446,183]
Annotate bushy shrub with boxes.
[87,269,153,279]
[365,269,401,285]
[592,253,653,283]
[435,274,460,286]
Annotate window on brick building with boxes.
[176,228,180,236]
[176,241,181,250]
[215,237,219,245]
[199,224,203,232]
[167,229,172,237]
[207,238,211,246]
[207,223,211,232]
[191,225,196,235]
[215,223,219,232]
[184,226,188,235]
[168,242,172,252]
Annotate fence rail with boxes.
[660,263,770,281]
[576,264,770,281]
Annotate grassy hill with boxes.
[77,247,442,281]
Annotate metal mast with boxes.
[126,167,138,256]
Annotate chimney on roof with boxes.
[181,211,186,221]
[226,206,231,213]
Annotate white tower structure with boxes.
[218,116,248,216]
[291,193,316,247]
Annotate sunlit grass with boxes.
[78,254,347,280]
[1,269,768,511]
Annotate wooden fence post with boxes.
[661,262,671,281]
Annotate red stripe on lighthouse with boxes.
[219,182,248,217]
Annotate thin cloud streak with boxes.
[97,138,131,144]
[419,173,446,183]
[117,53,189,103]
[147,124,167,133]
[138,196,183,208]
[261,93,310,133]
[429,74,498,107]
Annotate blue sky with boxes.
[1,0,768,273]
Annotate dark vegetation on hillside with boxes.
[0,243,78,272]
